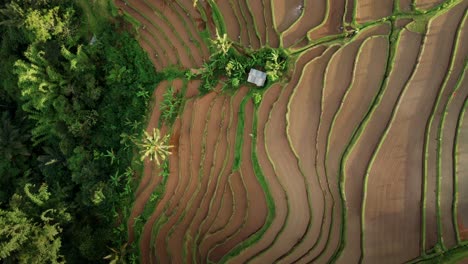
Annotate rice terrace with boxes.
[118,0,468,263]
[1,0,468,263]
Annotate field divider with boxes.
[453,87,468,245]
[138,32,165,69]
[276,47,340,262]
[306,32,371,263]
[432,9,468,250]
[317,34,389,263]
[143,0,205,65]
[122,1,181,66]
[193,89,240,252]
[135,0,197,66]
[206,96,252,261]
[245,84,291,262]
[172,0,211,58]
[332,29,397,262]
[165,95,219,262]
[244,0,263,48]
[183,96,230,262]
[360,23,428,260]
[147,94,195,263]
[220,95,277,262]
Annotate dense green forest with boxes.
[0,0,160,262]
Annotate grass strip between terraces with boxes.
[320,34,389,263]
[193,89,239,250]
[207,0,227,35]
[306,0,344,42]
[182,97,229,262]
[219,94,276,263]
[143,0,204,64]
[206,95,250,262]
[126,0,195,66]
[166,95,218,262]
[429,9,467,251]
[276,50,336,262]
[331,26,396,262]
[309,31,373,263]
[243,0,263,48]
[138,33,165,69]
[360,24,427,262]
[121,3,181,66]
[247,85,289,262]
[453,86,468,245]
[283,46,345,263]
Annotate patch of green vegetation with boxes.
[409,244,468,264]
[232,96,249,171]
[207,0,226,35]
[76,0,115,37]
[195,31,289,94]
[219,99,276,263]
[160,85,184,126]
[0,0,161,262]
[407,16,429,34]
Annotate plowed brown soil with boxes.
[130,0,194,67]
[356,0,393,24]
[282,0,326,47]
[248,0,267,46]
[238,0,261,49]
[279,46,339,264]
[143,0,206,65]
[363,7,464,262]
[338,29,423,264]
[263,0,280,47]
[272,0,303,33]
[196,87,250,259]
[400,0,413,12]
[226,84,285,263]
[249,46,325,263]
[217,0,242,45]
[203,171,247,261]
[437,5,468,250]
[328,35,389,264]
[166,96,226,263]
[184,97,230,262]
[308,0,345,41]
[208,100,268,262]
[415,0,445,10]
[319,35,388,263]
[301,25,389,263]
[116,2,178,66]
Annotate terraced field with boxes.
[117,0,468,262]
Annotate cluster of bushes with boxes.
[0,0,161,262]
[189,31,289,94]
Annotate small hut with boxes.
[247,68,267,87]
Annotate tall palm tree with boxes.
[136,128,172,165]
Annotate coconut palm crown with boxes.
[137,128,173,165]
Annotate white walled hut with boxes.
[247,68,267,87]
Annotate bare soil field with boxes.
[281,0,326,47]
[307,0,345,41]
[121,0,468,262]
[356,0,393,24]
[415,0,445,10]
